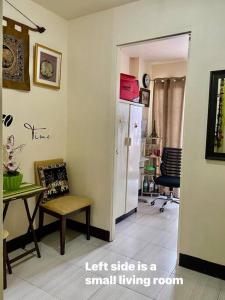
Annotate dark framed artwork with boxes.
[139,88,150,107]
[205,70,225,160]
[34,43,62,89]
[3,18,30,91]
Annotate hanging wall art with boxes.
[34,43,62,89]
[205,70,225,160]
[3,17,30,91]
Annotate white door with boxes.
[114,102,129,218]
[126,105,142,213]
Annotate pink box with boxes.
[120,73,139,101]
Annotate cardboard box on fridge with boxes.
[120,73,139,102]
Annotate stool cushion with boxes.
[3,230,9,240]
[40,195,93,215]
[155,175,180,188]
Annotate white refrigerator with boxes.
[114,101,143,219]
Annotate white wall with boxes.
[3,0,68,239]
[151,61,187,79]
[120,49,130,74]
[67,11,115,231]
[67,0,225,265]
[129,57,139,77]
[138,58,148,88]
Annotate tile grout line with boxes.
[117,231,178,252]
[5,272,61,300]
[86,285,105,300]
[116,280,157,300]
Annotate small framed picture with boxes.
[34,43,62,89]
[140,88,150,107]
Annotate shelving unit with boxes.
[140,137,162,197]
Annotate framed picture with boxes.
[34,43,62,89]
[205,70,225,160]
[139,88,150,107]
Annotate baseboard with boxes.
[7,221,60,253]
[179,253,225,280]
[6,233,32,254]
[7,219,110,253]
[39,220,60,238]
[67,219,110,242]
[115,208,137,224]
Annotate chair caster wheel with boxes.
[151,201,155,206]
[160,208,164,213]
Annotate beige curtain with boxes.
[152,77,186,148]
[152,77,186,197]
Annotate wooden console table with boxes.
[3,183,46,264]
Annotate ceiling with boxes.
[121,35,190,63]
[32,0,139,20]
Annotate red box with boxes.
[120,73,139,101]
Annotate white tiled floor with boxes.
[4,200,225,300]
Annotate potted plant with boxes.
[3,135,25,191]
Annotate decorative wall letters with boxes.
[24,123,50,140]
[2,114,14,127]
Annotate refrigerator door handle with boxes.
[125,137,132,146]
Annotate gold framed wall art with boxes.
[33,43,62,89]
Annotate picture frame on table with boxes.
[139,88,150,107]
[205,69,225,160]
[33,43,62,89]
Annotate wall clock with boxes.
[142,73,150,88]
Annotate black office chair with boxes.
[151,147,182,212]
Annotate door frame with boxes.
[110,31,191,242]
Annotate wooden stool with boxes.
[3,230,12,289]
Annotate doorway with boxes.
[112,33,190,261]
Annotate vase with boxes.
[3,173,23,191]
